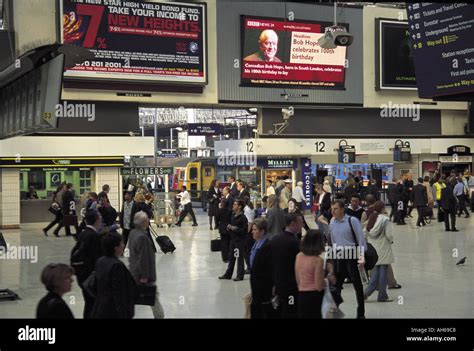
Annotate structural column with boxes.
[0,169,20,229]
[94,167,121,211]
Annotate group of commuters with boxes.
[37,183,164,319]
[211,172,398,318]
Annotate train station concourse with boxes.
[0,0,473,348]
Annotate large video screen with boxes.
[376,19,417,90]
[241,16,348,89]
[406,3,474,99]
[61,0,207,84]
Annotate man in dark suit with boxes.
[440,177,458,232]
[395,178,408,225]
[228,176,238,199]
[71,210,103,319]
[55,183,79,237]
[387,178,398,222]
[236,181,250,200]
[219,200,248,281]
[412,177,428,227]
[216,187,233,263]
[270,212,303,319]
[249,218,274,319]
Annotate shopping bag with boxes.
[321,279,345,319]
[243,293,252,319]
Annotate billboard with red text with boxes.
[61,0,207,84]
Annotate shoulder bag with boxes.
[348,216,378,271]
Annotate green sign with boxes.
[121,167,174,176]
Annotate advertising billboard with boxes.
[376,19,417,90]
[241,16,348,88]
[61,0,207,84]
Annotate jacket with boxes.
[128,228,157,283]
[315,192,331,219]
[265,206,286,239]
[237,189,250,201]
[279,187,291,209]
[250,238,273,304]
[36,292,74,319]
[73,226,102,285]
[216,198,233,236]
[91,256,136,319]
[387,183,397,205]
[422,181,434,204]
[439,183,457,210]
[412,184,428,207]
[62,190,76,215]
[229,212,248,242]
[364,214,394,265]
[271,230,300,298]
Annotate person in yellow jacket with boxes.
[433,177,446,223]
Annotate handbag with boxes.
[348,216,378,271]
[48,202,61,215]
[135,284,157,306]
[321,254,344,319]
[210,237,221,252]
[311,202,319,214]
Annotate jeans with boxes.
[364,265,389,301]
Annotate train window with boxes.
[204,168,211,177]
[190,167,198,180]
[180,170,185,179]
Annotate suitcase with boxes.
[211,238,221,252]
[149,224,176,253]
[155,235,176,254]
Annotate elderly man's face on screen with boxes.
[258,30,278,61]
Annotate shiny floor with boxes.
[0,211,473,318]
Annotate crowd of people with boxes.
[215,171,469,319]
[37,182,162,319]
[36,169,469,319]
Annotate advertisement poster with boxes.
[406,3,474,98]
[377,19,417,90]
[61,0,207,84]
[241,16,348,88]
[301,158,312,208]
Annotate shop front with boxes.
[0,156,124,225]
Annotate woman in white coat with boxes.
[363,201,394,302]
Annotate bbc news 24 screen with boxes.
[241,16,348,89]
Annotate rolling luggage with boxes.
[211,237,221,252]
[149,225,176,254]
